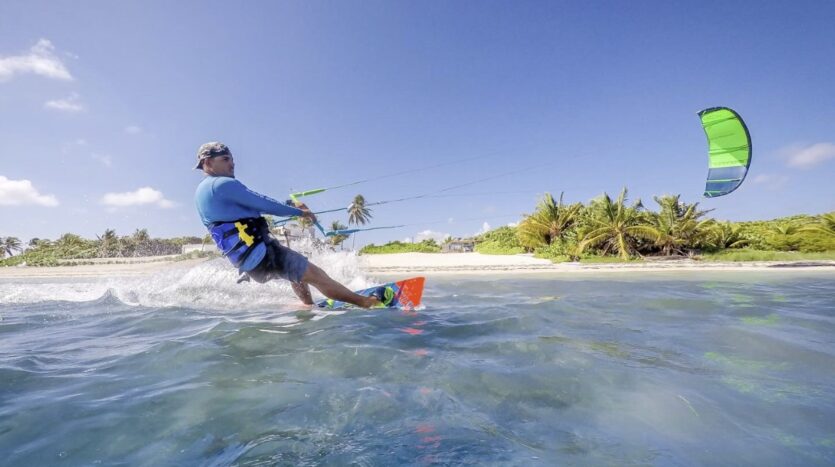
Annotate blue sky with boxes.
[2,1,834,246]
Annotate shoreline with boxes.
[0,253,833,279]
[358,252,835,275]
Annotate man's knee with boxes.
[301,262,326,284]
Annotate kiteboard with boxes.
[316,276,425,310]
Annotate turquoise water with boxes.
[1,264,834,465]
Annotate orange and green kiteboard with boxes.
[316,277,425,311]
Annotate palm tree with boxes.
[348,194,373,226]
[97,229,120,258]
[707,222,749,249]
[132,229,151,256]
[800,212,835,238]
[517,192,582,250]
[650,195,714,256]
[348,194,373,250]
[55,233,95,258]
[767,223,801,251]
[2,237,23,258]
[328,220,349,250]
[577,188,658,260]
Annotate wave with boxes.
[0,242,379,310]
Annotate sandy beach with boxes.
[1,253,834,279]
[360,252,835,274]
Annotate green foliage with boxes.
[577,188,657,260]
[475,226,524,255]
[0,230,207,267]
[532,235,578,261]
[516,192,582,250]
[702,249,835,262]
[348,194,373,226]
[360,239,441,254]
[578,256,641,263]
[1,236,24,258]
[473,195,833,262]
[328,220,349,249]
[648,194,714,255]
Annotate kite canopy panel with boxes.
[698,107,752,198]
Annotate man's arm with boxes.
[217,178,303,218]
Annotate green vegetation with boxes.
[5,189,834,265]
[474,226,525,255]
[479,189,835,262]
[701,250,835,262]
[0,229,206,267]
[361,239,441,254]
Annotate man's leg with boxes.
[290,282,314,305]
[300,262,379,308]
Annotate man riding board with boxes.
[194,141,382,308]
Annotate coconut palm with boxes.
[348,194,373,226]
[97,229,121,257]
[2,236,23,258]
[348,194,373,250]
[707,222,749,249]
[800,212,835,238]
[517,192,582,249]
[577,188,658,260]
[55,233,96,258]
[650,195,714,255]
[766,223,801,251]
[132,229,151,256]
[328,220,349,250]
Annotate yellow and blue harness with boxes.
[208,216,269,267]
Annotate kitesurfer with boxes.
[194,142,382,308]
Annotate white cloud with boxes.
[507,221,519,227]
[91,153,113,167]
[124,125,142,135]
[414,229,450,244]
[782,142,835,169]
[0,175,59,206]
[45,92,84,112]
[0,39,73,82]
[751,173,789,190]
[100,187,175,208]
[474,222,491,235]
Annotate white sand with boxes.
[359,252,835,275]
[1,253,833,279]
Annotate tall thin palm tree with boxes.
[348,194,373,226]
[348,195,373,250]
[577,188,658,260]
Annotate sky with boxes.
[2,0,834,247]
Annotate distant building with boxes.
[442,239,475,253]
[181,243,209,254]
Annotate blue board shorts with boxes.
[246,238,309,284]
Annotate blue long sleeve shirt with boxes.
[195,176,303,271]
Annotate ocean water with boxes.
[1,257,834,465]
